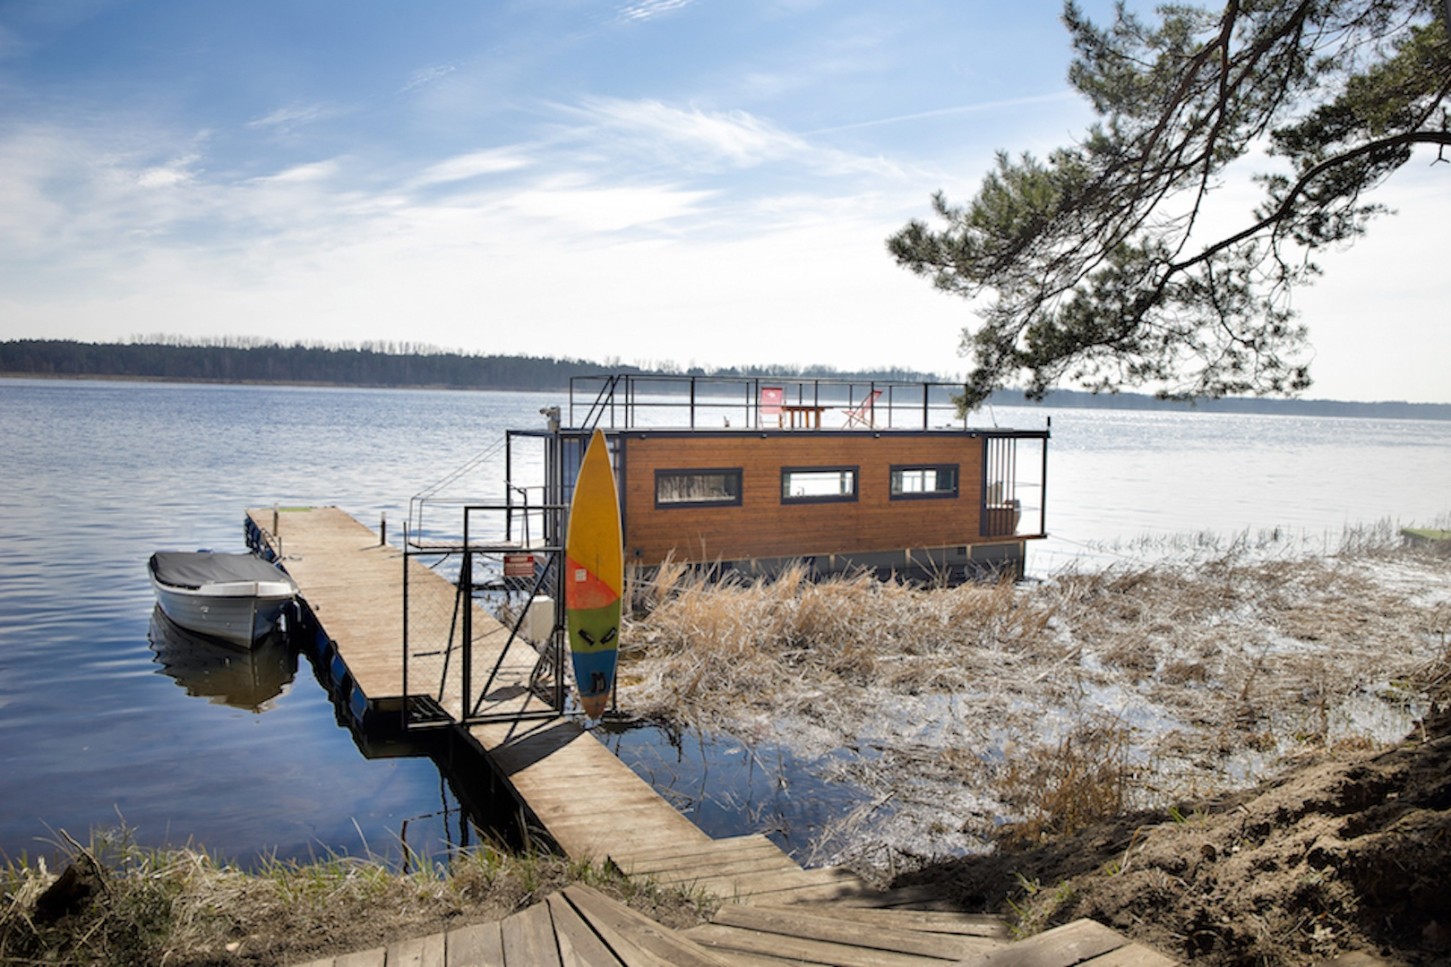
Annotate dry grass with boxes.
[622,562,1055,729]
[995,717,1133,845]
[617,528,1451,873]
[0,827,713,966]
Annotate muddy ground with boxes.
[621,532,1451,964]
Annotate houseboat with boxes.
[397,374,1049,724]
[477,374,1049,584]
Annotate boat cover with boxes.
[149,551,295,590]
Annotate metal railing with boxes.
[402,500,570,729]
[567,374,976,431]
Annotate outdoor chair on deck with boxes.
[758,386,784,427]
[840,389,881,428]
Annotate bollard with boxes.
[380,511,387,546]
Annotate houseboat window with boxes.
[890,464,958,499]
[655,468,743,507]
[781,466,858,503]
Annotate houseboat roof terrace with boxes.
[564,373,1028,433]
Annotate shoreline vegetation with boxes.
[4,337,1450,420]
[5,524,1449,964]
[1,830,715,966]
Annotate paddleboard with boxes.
[565,428,622,718]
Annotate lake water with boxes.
[2,378,1447,867]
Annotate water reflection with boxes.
[147,606,298,713]
[597,716,877,863]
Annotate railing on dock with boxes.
[400,382,627,728]
[401,499,576,729]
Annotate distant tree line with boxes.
[2,338,1445,420]
[0,338,944,392]
[0,339,629,390]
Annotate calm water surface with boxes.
[1,379,1446,865]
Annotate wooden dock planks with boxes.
[465,716,715,863]
[246,506,710,866]
[250,506,417,703]
[291,891,1181,967]
[256,506,543,721]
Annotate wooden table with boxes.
[780,403,827,428]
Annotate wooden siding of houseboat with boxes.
[619,432,987,566]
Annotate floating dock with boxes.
[246,506,716,868]
[251,506,1179,966]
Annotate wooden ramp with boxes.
[290,884,1179,966]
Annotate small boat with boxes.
[147,551,298,648]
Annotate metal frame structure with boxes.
[401,497,573,729]
[402,400,622,730]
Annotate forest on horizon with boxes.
[2,337,1446,421]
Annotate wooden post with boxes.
[380,511,387,546]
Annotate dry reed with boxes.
[617,530,1451,872]
[994,717,1132,844]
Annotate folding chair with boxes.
[758,386,784,427]
[840,388,881,428]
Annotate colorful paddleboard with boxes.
[565,428,622,718]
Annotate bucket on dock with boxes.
[522,595,555,645]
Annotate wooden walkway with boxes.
[246,506,713,862]
[291,883,1175,966]
[250,507,1178,967]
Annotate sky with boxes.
[0,1,1446,403]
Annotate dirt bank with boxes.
[896,680,1451,964]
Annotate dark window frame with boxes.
[889,463,960,500]
[780,465,859,504]
[654,467,744,509]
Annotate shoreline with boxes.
[5,535,1448,964]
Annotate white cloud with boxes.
[253,160,341,185]
[136,155,201,189]
[573,97,809,169]
[247,104,332,131]
[501,178,716,233]
[615,0,693,24]
[807,91,1082,136]
[401,63,457,94]
[411,149,532,188]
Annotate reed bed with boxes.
[618,528,1451,871]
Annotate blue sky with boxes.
[1,1,1445,402]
